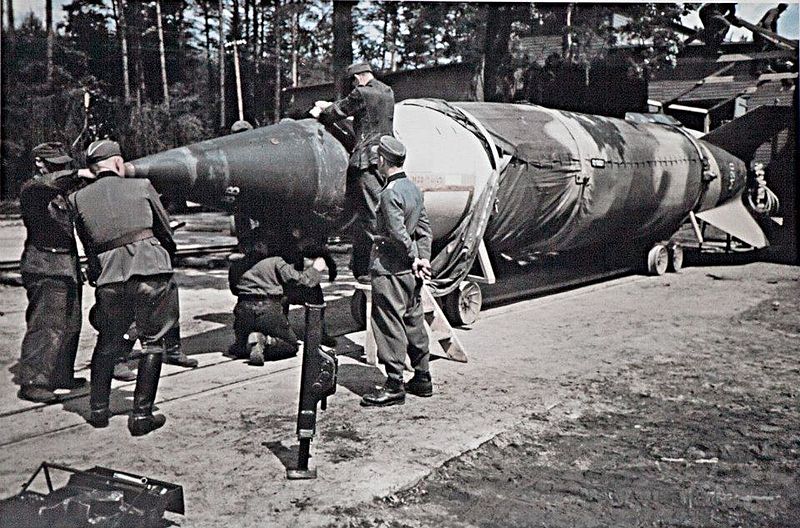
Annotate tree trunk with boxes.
[390,3,398,72]
[5,0,14,34]
[130,2,146,109]
[291,8,298,87]
[244,0,251,47]
[482,3,514,102]
[219,0,226,129]
[333,0,354,99]
[381,4,388,70]
[46,0,53,85]
[115,0,131,104]
[563,4,573,61]
[176,1,186,82]
[232,0,240,40]
[155,0,169,108]
[201,0,213,92]
[273,0,281,122]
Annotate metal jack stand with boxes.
[287,303,337,480]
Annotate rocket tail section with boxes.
[695,194,770,249]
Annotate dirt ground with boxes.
[0,211,798,527]
[327,272,800,528]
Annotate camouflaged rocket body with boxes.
[453,102,751,259]
[126,99,766,291]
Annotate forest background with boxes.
[0,1,795,199]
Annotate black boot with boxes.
[128,353,166,436]
[361,378,405,407]
[405,370,433,397]
[89,353,116,428]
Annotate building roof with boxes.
[747,76,796,108]
[648,79,699,103]
[677,77,756,103]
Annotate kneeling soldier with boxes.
[229,230,327,365]
[70,140,178,436]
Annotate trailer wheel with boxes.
[668,243,684,273]
[350,289,367,330]
[646,244,669,276]
[443,281,483,327]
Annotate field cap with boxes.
[231,120,253,133]
[377,135,406,166]
[32,142,73,164]
[346,62,372,76]
[86,139,122,164]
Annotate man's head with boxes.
[86,139,125,177]
[777,3,788,12]
[375,135,406,177]
[231,120,253,134]
[32,142,73,175]
[347,62,373,87]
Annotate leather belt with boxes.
[29,244,73,254]
[94,228,154,254]
[239,294,283,302]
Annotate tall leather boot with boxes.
[128,353,166,436]
[89,352,115,428]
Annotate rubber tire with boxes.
[350,289,367,330]
[668,244,684,273]
[443,281,483,327]
[646,244,669,276]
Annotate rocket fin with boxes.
[695,196,769,249]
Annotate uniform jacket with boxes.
[69,172,175,286]
[229,254,321,297]
[370,172,432,276]
[320,78,394,170]
[19,169,81,281]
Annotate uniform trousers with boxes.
[371,273,430,384]
[233,297,298,358]
[19,273,82,386]
[347,165,382,278]
[92,274,179,358]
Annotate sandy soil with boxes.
[327,269,800,527]
[0,211,797,527]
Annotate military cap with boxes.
[346,62,372,77]
[32,142,73,164]
[86,139,122,164]
[376,135,406,166]
[231,120,253,133]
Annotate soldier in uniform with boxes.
[315,61,395,282]
[361,136,434,408]
[753,4,789,74]
[228,228,328,365]
[279,225,338,348]
[70,140,178,436]
[17,143,92,403]
[698,3,736,54]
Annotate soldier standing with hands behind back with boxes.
[361,136,434,408]
[314,61,395,283]
[70,140,179,436]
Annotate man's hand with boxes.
[312,257,327,273]
[412,258,432,281]
[309,100,333,118]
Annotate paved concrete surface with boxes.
[0,213,797,526]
